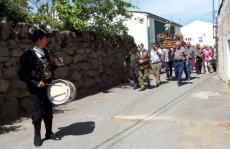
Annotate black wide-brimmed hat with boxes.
[130,43,137,49]
[29,29,51,39]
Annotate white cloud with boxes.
[129,0,220,25]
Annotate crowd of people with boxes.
[124,41,217,90]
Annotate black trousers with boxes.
[32,86,53,137]
[183,61,188,79]
[32,86,53,122]
[196,60,202,74]
[130,67,139,87]
[165,61,173,77]
[212,60,217,72]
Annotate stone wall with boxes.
[0,22,135,120]
[217,0,230,84]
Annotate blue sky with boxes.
[128,0,222,26]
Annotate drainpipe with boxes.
[147,16,151,51]
[147,15,152,67]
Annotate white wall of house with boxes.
[217,0,230,84]
[125,12,182,50]
[124,13,148,49]
[181,20,215,46]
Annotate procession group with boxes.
[124,41,217,90]
[16,27,217,146]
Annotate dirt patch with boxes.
[218,123,230,131]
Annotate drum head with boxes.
[47,79,71,105]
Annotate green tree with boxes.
[0,0,30,23]
[81,0,132,36]
[52,0,86,31]
[28,0,133,37]
[26,0,53,28]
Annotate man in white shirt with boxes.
[151,43,164,87]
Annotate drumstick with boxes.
[45,84,62,87]
[52,92,66,98]
[45,45,63,65]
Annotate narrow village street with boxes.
[1,71,230,149]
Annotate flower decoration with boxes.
[174,33,184,42]
[157,33,166,42]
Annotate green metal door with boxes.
[154,20,175,41]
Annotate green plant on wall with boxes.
[25,0,133,37]
[0,0,30,23]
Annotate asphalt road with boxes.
[1,71,230,149]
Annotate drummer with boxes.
[18,29,64,147]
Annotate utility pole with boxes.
[178,18,182,24]
[213,0,217,39]
[129,0,139,8]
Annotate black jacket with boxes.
[18,47,58,95]
[125,51,138,68]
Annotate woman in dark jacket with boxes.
[195,43,203,74]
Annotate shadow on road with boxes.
[181,82,193,86]
[56,121,95,138]
[190,76,200,80]
[0,125,23,135]
[0,83,113,134]
[159,81,169,85]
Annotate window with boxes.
[185,38,192,41]
[199,37,203,43]
[186,38,192,41]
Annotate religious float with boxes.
[157,33,184,48]
[157,21,184,49]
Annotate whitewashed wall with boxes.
[125,13,148,48]
[217,0,230,84]
[181,20,215,46]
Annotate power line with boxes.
[128,0,140,8]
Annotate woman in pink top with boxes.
[203,45,212,74]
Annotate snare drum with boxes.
[64,80,76,103]
[47,79,76,105]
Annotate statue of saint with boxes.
[164,21,171,37]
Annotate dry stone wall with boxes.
[0,22,135,120]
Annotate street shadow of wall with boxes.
[0,84,117,134]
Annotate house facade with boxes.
[217,0,230,84]
[181,20,215,46]
[125,11,182,50]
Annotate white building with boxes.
[181,20,215,46]
[217,0,230,84]
[125,11,182,50]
